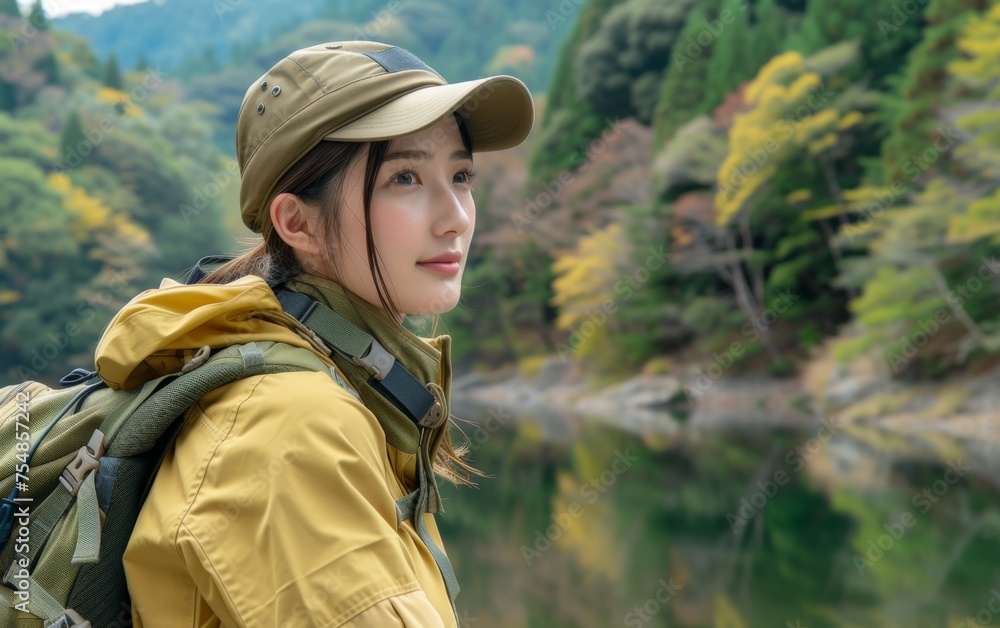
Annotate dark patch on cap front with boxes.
[363,46,438,76]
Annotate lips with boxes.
[418,251,462,264]
[417,251,462,276]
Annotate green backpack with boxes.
[0,340,337,627]
[0,257,451,627]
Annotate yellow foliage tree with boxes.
[550,223,625,332]
[95,86,142,117]
[947,3,1000,243]
[549,223,629,362]
[47,172,150,267]
[948,3,1000,99]
[715,51,864,225]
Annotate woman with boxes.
[100,41,533,626]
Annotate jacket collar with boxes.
[284,273,453,512]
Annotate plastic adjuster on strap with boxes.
[418,401,444,429]
[49,609,92,628]
[353,340,396,381]
[59,430,105,498]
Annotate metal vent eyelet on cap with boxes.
[260,81,267,91]
[271,85,281,96]
[257,103,265,115]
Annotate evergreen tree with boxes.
[0,82,15,114]
[653,0,724,146]
[785,0,923,86]
[750,0,790,65]
[0,0,19,18]
[575,0,694,122]
[134,53,150,72]
[28,0,47,30]
[102,55,124,90]
[60,110,87,162]
[879,0,984,182]
[200,45,220,73]
[701,0,754,113]
[529,0,630,187]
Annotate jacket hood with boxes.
[95,275,322,391]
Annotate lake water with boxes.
[438,401,1000,627]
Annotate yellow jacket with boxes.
[95,274,459,627]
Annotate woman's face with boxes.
[329,115,476,320]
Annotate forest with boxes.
[1,0,999,398]
[3,1,1000,625]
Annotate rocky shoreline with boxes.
[452,355,1000,449]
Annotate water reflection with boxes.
[438,402,1000,627]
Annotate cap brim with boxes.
[323,75,533,152]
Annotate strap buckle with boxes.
[59,430,105,497]
[417,401,445,429]
[49,609,92,628]
[353,340,396,381]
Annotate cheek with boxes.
[371,201,421,248]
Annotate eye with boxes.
[454,169,477,186]
[393,171,416,185]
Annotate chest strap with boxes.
[275,290,443,429]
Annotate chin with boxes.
[403,287,461,316]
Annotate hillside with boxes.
[53,0,565,151]
[440,0,1000,407]
[0,2,235,381]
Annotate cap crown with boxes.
[237,42,446,232]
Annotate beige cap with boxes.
[236,41,534,232]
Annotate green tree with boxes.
[102,54,123,90]
[878,0,985,182]
[701,0,754,112]
[576,0,694,123]
[652,0,723,146]
[528,0,630,187]
[28,0,47,30]
[0,0,19,18]
[60,110,87,164]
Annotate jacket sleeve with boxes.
[173,371,448,627]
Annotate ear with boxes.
[269,192,323,258]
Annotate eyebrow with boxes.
[383,148,473,162]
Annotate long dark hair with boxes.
[200,113,482,485]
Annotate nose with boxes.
[432,183,472,238]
